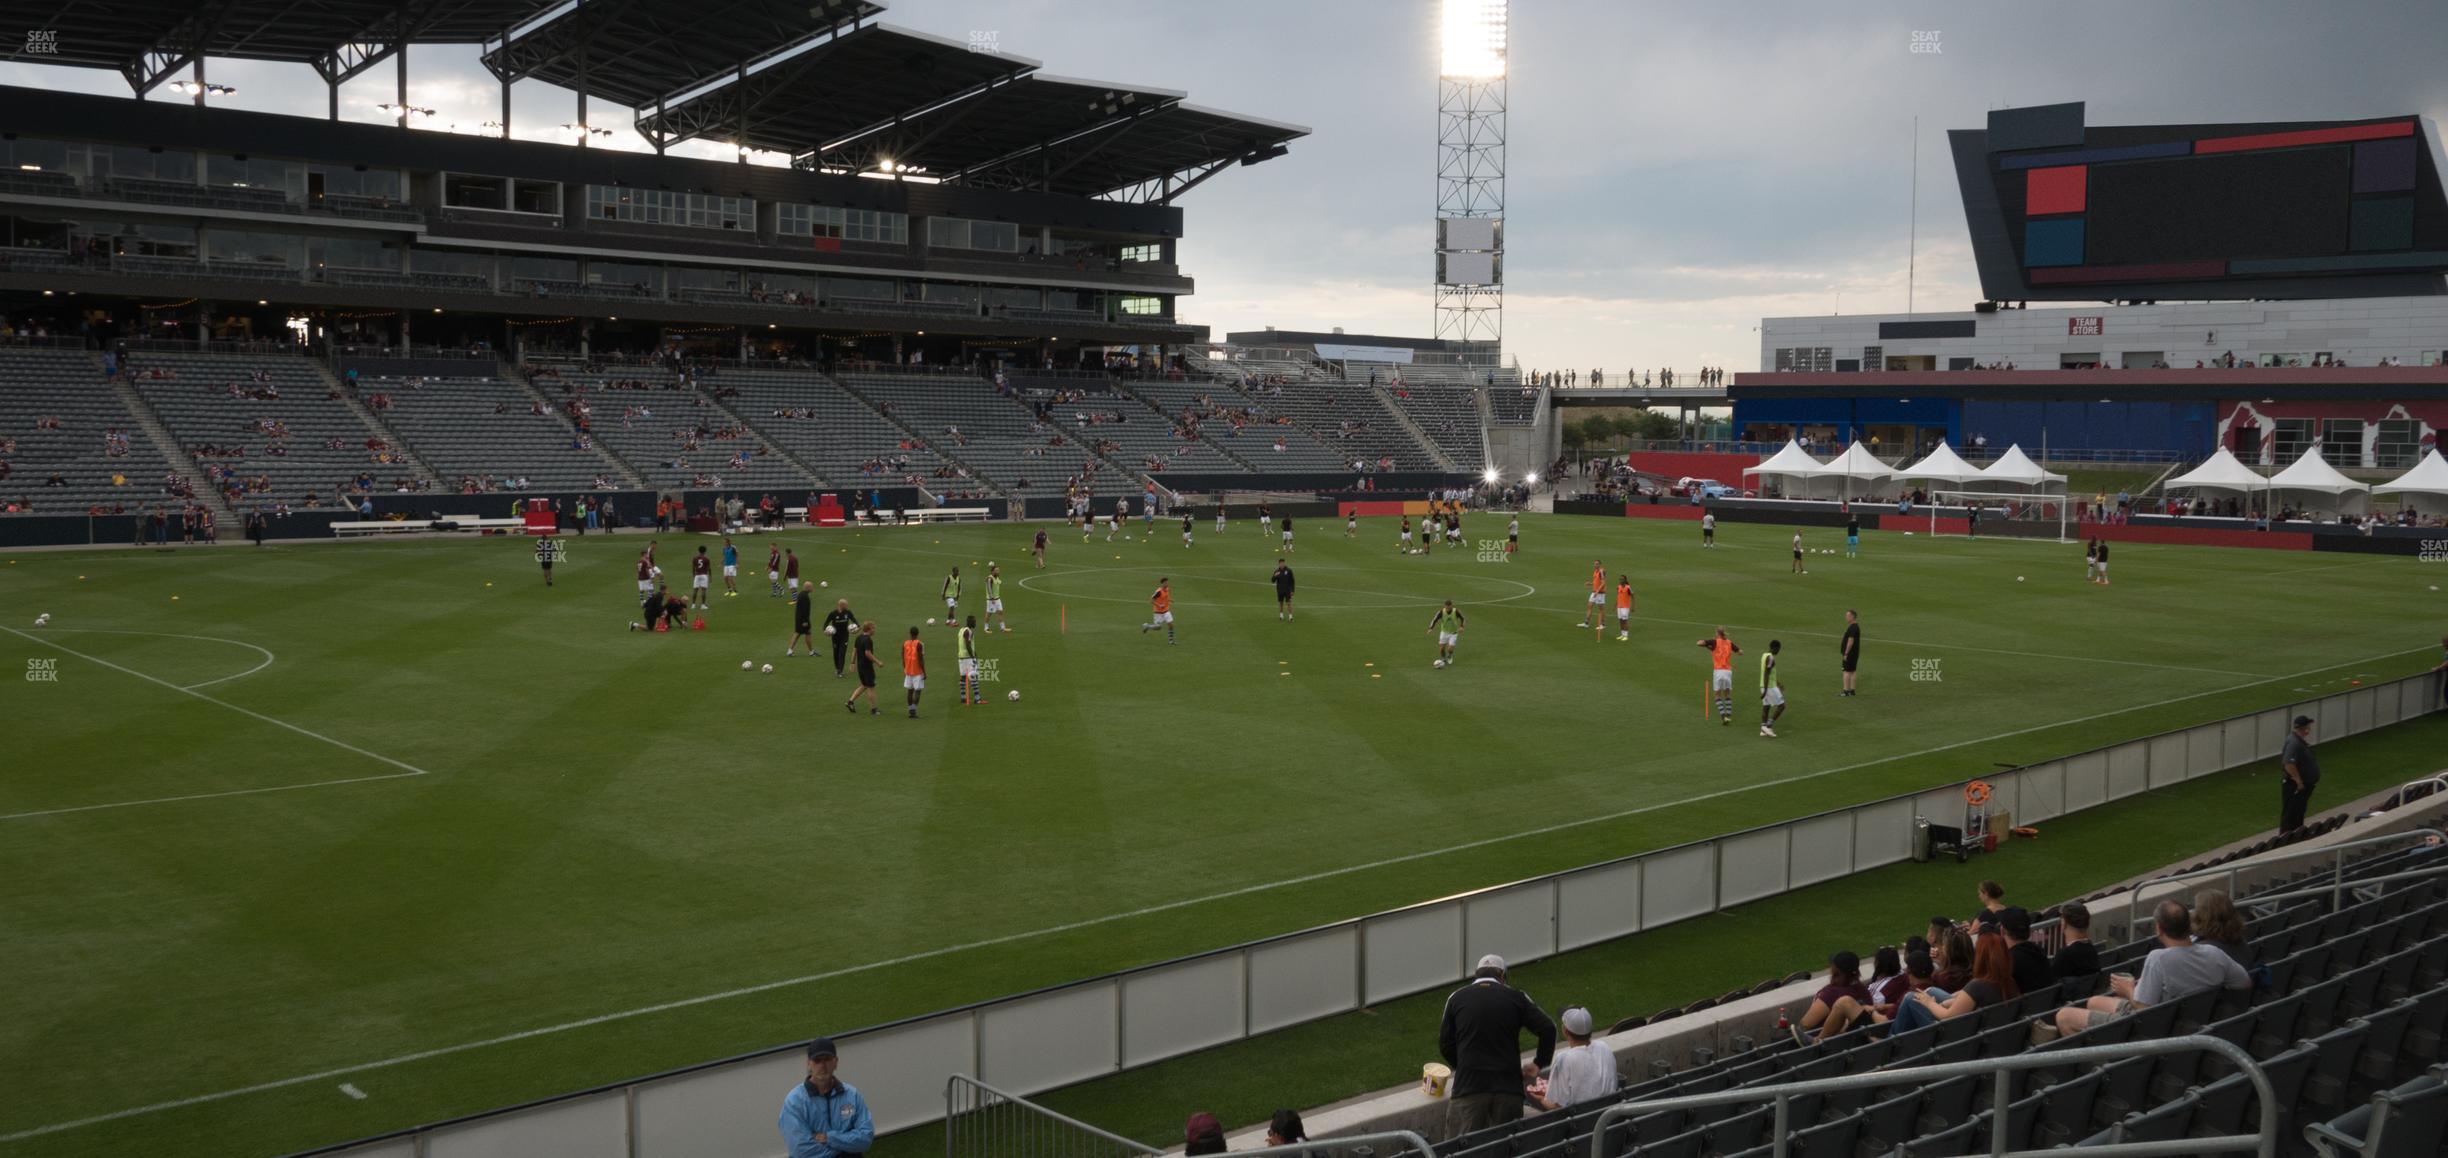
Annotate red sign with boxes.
[2068,316,2104,336]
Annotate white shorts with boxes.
[788,577,800,590]
[637,579,653,593]
[768,569,779,580]
[1152,610,1173,625]
[986,599,1004,614]
[959,658,979,678]
[2097,562,2108,575]
[1282,531,1293,544]
[1616,607,1630,622]
[903,674,925,690]
[693,574,709,589]
[1438,632,1458,647]
[1401,532,1413,543]
[1764,686,1785,708]
[649,566,663,579]
[1588,592,1606,606]
[723,565,737,577]
[1713,669,1735,691]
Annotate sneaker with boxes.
[1141,624,1151,634]
[1722,716,1731,726]
[1761,726,1776,738]
[1617,632,1629,641]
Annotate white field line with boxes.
[1610,612,2266,679]
[32,628,278,690]
[2256,558,2404,579]
[0,626,430,822]
[3,645,2427,1145]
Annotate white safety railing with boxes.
[2121,828,2447,939]
[296,670,2440,1158]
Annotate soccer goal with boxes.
[1928,489,2074,542]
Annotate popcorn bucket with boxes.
[1421,1062,1452,1099]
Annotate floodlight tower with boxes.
[1435,0,1506,355]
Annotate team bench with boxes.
[331,516,529,536]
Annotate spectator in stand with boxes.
[777,1037,873,1158]
[2045,900,2250,1038]
[1969,880,2022,935]
[1264,1109,1309,1148]
[1925,927,1974,996]
[1793,950,1872,1043]
[1535,1006,1620,1109]
[2001,909,2053,997]
[1437,954,1557,1136]
[1865,944,1914,1008]
[2280,716,2320,835]
[1183,1112,1227,1155]
[2051,903,2100,984]
[2190,890,2258,976]
[1891,930,2018,1033]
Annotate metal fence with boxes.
[299,668,2441,1158]
[943,1076,1161,1158]
[1588,1035,2275,1158]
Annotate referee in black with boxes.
[823,598,861,677]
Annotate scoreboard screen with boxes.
[2085,147,2352,265]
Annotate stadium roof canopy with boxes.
[481,0,888,114]
[28,0,562,94]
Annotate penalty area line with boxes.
[2,648,2424,1143]
[0,626,432,822]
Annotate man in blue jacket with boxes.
[779,1037,874,1157]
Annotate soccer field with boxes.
[0,513,2435,1156]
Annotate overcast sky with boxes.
[7,0,2445,373]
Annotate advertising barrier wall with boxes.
[305,670,2442,1158]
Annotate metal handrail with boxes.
[2122,828,2446,937]
[2214,859,2448,913]
[943,1074,1162,1155]
[1224,1132,1439,1157]
[1586,1034,2275,1158]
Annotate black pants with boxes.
[2281,777,2316,832]
[832,637,850,673]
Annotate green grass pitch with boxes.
[0,513,2436,1156]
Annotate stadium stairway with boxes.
[1372,384,1464,472]
[1109,377,1266,473]
[507,370,646,490]
[826,372,1011,500]
[687,378,831,489]
[1211,786,2448,1156]
[310,358,441,485]
[103,363,238,524]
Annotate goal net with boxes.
[1928,489,2073,542]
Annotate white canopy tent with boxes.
[2162,448,2269,495]
[1975,445,2068,492]
[1740,440,1827,498]
[1894,442,1988,487]
[2266,449,2371,517]
[1805,441,1894,499]
[2375,449,2448,515]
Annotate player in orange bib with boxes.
[1614,577,1636,641]
[1139,577,1176,644]
[900,627,926,718]
[1696,627,1741,726]
[1579,560,1607,631]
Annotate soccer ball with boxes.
[823,625,836,635]
[741,659,754,670]
[2017,576,2026,582]
[1007,689,1020,701]
[1434,658,1447,668]
[927,617,937,625]
[760,663,774,674]
[819,580,828,588]
[34,613,49,626]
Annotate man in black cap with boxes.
[2280,716,2320,835]
[1437,953,1556,1138]
[778,1036,873,1156]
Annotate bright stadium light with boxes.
[1441,0,1508,78]
[1483,467,1500,483]
[1524,471,1539,485]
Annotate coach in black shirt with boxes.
[823,599,860,676]
[1437,954,1555,1137]
[2280,716,2320,834]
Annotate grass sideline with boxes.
[0,513,2437,1156]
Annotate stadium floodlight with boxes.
[1524,471,1539,485]
[1483,467,1501,483]
[172,81,237,97]
[1441,0,1508,79]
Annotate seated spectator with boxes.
[2050,902,2100,984]
[1970,880,2023,934]
[2045,900,2250,1038]
[1535,1006,1619,1109]
[1183,1112,1227,1156]
[2002,909,2053,997]
[1863,944,1908,1007]
[1793,951,1871,1043]
[1264,1109,1309,1149]
[1890,929,2015,1034]
[2190,889,2259,977]
[1927,926,1972,993]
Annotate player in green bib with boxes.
[984,564,1010,633]
[1759,639,1786,738]
[1427,600,1467,668]
[958,615,983,705]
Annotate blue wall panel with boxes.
[1961,400,2215,456]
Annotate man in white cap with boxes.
[1436,954,1556,1137]
[1534,1006,1620,1111]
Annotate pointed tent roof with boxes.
[1813,441,1893,481]
[1895,442,1987,485]
[2374,449,2448,497]
[2267,448,2369,496]
[1741,440,1826,479]
[2164,448,2269,493]
[1978,444,2068,488]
